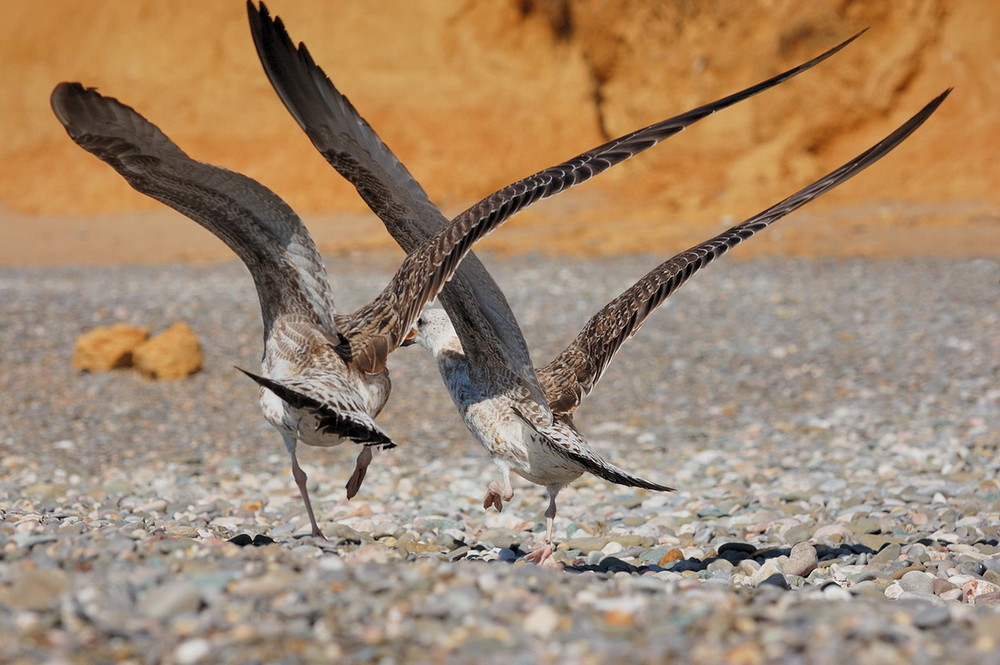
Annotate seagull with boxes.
[407,90,947,561]
[50,80,625,540]
[246,2,877,560]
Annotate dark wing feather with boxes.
[538,90,951,414]
[247,1,442,234]
[236,367,396,448]
[51,82,338,336]
[247,1,546,407]
[511,409,674,491]
[552,442,675,491]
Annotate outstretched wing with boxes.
[265,17,863,376]
[537,90,951,414]
[248,0,547,409]
[51,82,338,336]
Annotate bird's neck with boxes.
[424,330,468,374]
[429,331,465,360]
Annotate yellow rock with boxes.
[659,547,684,566]
[132,321,202,380]
[72,323,149,372]
[603,609,636,628]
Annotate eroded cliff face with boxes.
[1,1,995,259]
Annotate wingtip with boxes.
[51,81,87,104]
[638,479,675,493]
[50,82,99,127]
[51,81,81,95]
[247,0,282,44]
[248,0,308,60]
[916,88,952,119]
[823,27,867,59]
[50,81,121,113]
[247,0,304,69]
[247,0,264,36]
[247,0,267,20]
[50,81,74,110]
[234,365,261,381]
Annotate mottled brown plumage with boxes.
[51,79,601,538]
[410,91,948,561]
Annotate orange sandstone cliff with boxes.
[1,1,996,263]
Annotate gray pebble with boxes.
[870,542,902,564]
[561,536,610,553]
[138,580,202,619]
[912,604,952,629]
[706,558,735,574]
[848,571,878,585]
[821,582,852,600]
[899,570,935,595]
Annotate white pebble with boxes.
[174,638,211,665]
[523,604,560,637]
[883,583,904,599]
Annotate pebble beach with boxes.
[1,251,998,664]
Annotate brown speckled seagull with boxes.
[246,4,886,560]
[50,80,626,540]
[247,5,944,562]
[408,90,947,561]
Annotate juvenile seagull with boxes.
[409,91,947,560]
[51,81,613,539]
[247,3,870,559]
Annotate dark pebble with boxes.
[718,542,758,556]
[759,573,791,590]
[666,558,704,573]
[599,557,636,573]
[227,534,253,547]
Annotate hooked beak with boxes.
[401,328,417,347]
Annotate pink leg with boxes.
[482,465,514,512]
[284,434,325,539]
[345,445,373,499]
[524,487,560,566]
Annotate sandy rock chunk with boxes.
[785,542,819,578]
[133,322,202,380]
[72,323,149,372]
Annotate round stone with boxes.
[899,570,935,595]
